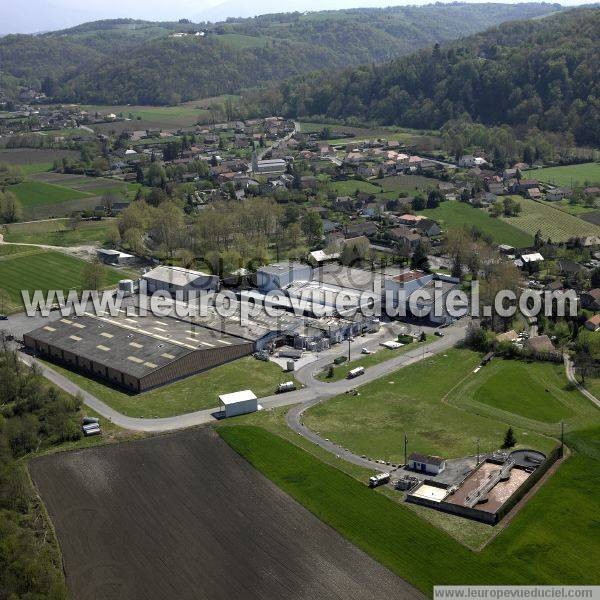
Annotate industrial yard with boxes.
[30,428,422,600]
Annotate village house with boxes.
[585,314,600,332]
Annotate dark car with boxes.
[0,314,8,321]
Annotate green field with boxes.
[502,196,600,243]
[10,180,93,208]
[218,33,270,49]
[449,359,585,426]
[329,179,382,196]
[0,248,122,313]
[305,349,561,462]
[42,356,291,418]
[4,219,118,246]
[379,174,438,194]
[317,337,431,382]
[418,201,533,247]
[219,424,600,594]
[532,162,600,188]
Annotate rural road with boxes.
[564,354,600,409]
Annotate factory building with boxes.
[142,265,220,300]
[256,261,312,292]
[23,312,253,392]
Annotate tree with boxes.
[591,267,600,289]
[301,212,323,245]
[427,190,443,209]
[411,242,429,271]
[0,191,22,223]
[411,195,426,211]
[81,258,106,291]
[502,427,517,449]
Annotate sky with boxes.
[0,0,593,35]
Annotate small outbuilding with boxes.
[219,390,258,418]
[408,452,446,475]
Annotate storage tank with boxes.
[287,360,295,372]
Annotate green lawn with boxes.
[532,162,600,188]
[329,179,382,196]
[502,196,600,243]
[41,356,291,418]
[18,162,54,174]
[4,219,118,246]
[10,180,93,208]
[317,337,432,382]
[305,348,557,462]
[219,425,600,595]
[379,174,438,194]
[468,360,575,423]
[418,201,533,247]
[0,249,122,313]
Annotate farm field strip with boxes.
[502,196,600,242]
[531,162,600,187]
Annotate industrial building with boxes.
[142,265,220,300]
[23,312,253,392]
[256,261,312,292]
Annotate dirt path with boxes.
[0,232,98,260]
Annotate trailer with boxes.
[347,366,365,379]
[369,473,391,488]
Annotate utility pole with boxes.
[476,437,480,465]
[348,337,351,362]
[560,421,564,456]
[404,432,408,467]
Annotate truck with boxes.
[369,473,391,488]
[347,366,365,379]
[276,381,296,394]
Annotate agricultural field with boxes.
[29,428,415,600]
[305,348,559,463]
[3,218,119,246]
[40,356,290,418]
[532,162,600,187]
[502,196,600,243]
[379,174,438,195]
[298,121,441,147]
[0,246,122,313]
[220,424,600,595]
[9,180,93,208]
[418,201,533,247]
[0,147,79,167]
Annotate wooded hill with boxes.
[0,3,561,105]
[249,6,600,145]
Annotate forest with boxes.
[0,337,87,598]
[0,3,560,105]
[249,7,600,145]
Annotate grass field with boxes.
[532,162,600,187]
[445,358,597,433]
[218,33,270,49]
[502,196,600,243]
[329,179,382,196]
[41,356,291,418]
[3,219,118,246]
[305,348,558,462]
[10,180,93,208]
[0,248,122,313]
[0,148,79,167]
[317,337,432,382]
[219,424,600,595]
[418,201,533,247]
[379,174,438,194]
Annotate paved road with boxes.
[564,354,600,409]
[6,307,467,434]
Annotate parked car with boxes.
[0,314,7,320]
[361,347,372,354]
[434,331,445,337]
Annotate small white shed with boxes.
[219,390,258,418]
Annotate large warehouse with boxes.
[23,313,253,392]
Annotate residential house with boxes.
[526,187,542,200]
[584,314,600,332]
[581,289,600,311]
[345,221,378,239]
[408,453,446,475]
[413,219,441,237]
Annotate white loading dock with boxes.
[219,390,258,418]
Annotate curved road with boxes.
[15,322,467,435]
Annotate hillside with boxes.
[0,3,561,105]
[252,6,600,145]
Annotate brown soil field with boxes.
[0,148,79,165]
[30,428,421,600]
